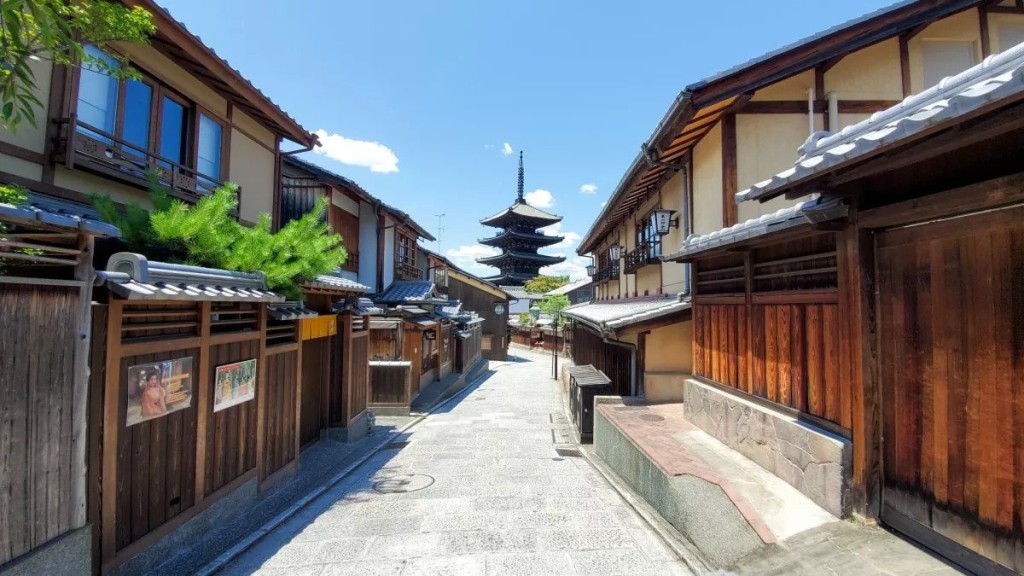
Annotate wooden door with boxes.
[876,206,1024,575]
[300,338,328,448]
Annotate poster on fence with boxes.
[214,359,257,412]
[126,357,194,427]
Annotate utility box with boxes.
[569,365,613,443]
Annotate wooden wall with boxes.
[0,284,81,565]
[300,337,328,448]
[447,276,507,360]
[369,365,411,406]
[261,348,297,480]
[570,324,633,396]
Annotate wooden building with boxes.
[0,0,317,229]
[666,38,1024,575]
[280,157,435,292]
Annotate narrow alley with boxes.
[218,350,693,576]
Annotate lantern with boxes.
[609,243,621,261]
[651,209,677,235]
[586,263,596,276]
[494,302,506,315]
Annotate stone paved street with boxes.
[219,350,692,576]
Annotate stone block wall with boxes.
[683,379,851,517]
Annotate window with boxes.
[159,96,188,167]
[998,23,1024,53]
[121,80,153,156]
[197,113,223,182]
[76,45,119,141]
[396,231,416,266]
[922,41,976,88]
[636,213,662,259]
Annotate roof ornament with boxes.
[517,150,525,202]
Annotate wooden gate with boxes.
[877,206,1024,574]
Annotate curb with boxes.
[553,380,710,575]
[195,367,493,576]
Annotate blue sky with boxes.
[162,0,895,279]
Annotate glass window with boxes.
[121,80,152,157]
[922,41,976,88]
[159,96,188,167]
[76,45,119,141]
[636,214,661,259]
[197,113,223,183]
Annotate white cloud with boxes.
[313,129,399,174]
[446,245,499,276]
[539,222,581,250]
[525,188,554,208]
[580,184,598,194]
[541,255,591,281]
[502,142,514,156]
[600,201,607,207]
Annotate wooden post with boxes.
[293,334,303,460]
[193,302,212,503]
[255,305,268,481]
[721,113,738,228]
[839,218,881,517]
[100,299,123,563]
[70,236,94,529]
[341,313,354,424]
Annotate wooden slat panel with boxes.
[806,305,824,417]
[737,305,749,394]
[791,305,806,412]
[751,305,766,398]
[765,306,778,403]
[777,306,792,407]
[822,306,840,423]
[991,229,1015,531]
[966,233,994,524]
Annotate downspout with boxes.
[375,201,385,292]
[602,334,639,397]
[679,164,692,296]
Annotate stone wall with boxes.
[683,379,851,517]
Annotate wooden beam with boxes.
[193,302,212,503]
[899,34,912,97]
[255,304,268,480]
[859,171,1024,229]
[0,140,46,165]
[736,100,900,115]
[721,113,738,227]
[100,300,123,563]
[69,236,94,530]
[980,7,992,57]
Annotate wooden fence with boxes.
[369,362,412,406]
[455,323,483,373]
[570,324,633,396]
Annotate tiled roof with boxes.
[499,285,531,301]
[546,278,592,296]
[739,41,1024,203]
[334,297,384,316]
[304,273,370,294]
[662,196,848,261]
[99,252,283,302]
[0,198,120,237]
[477,251,565,265]
[481,201,562,226]
[563,294,691,333]
[267,305,319,321]
[375,280,441,304]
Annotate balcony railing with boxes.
[624,244,660,274]
[594,264,620,283]
[52,116,236,209]
[431,267,449,294]
[395,260,422,281]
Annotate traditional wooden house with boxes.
[280,156,435,292]
[572,0,1024,407]
[667,40,1024,574]
[0,0,317,229]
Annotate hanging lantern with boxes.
[651,209,677,235]
[609,243,622,261]
[585,263,596,276]
[494,302,506,315]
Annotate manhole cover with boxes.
[372,473,435,494]
[639,414,665,422]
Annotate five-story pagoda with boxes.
[478,152,564,285]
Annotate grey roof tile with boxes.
[375,280,441,304]
[304,273,370,294]
[563,294,691,332]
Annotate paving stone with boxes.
[402,555,487,576]
[569,549,659,575]
[484,551,577,576]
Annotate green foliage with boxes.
[517,312,533,327]
[0,183,28,205]
[523,274,569,294]
[1,0,155,131]
[91,178,347,300]
[539,294,570,318]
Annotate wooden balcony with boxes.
[595,264,620,283]
[52,116,237,209]
[395,260,422,281]
[624,244,659,274]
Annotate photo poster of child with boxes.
[213,358,257,412]
[125,357,194,427]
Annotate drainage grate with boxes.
[385,441,410,450]
[554,446,582,458]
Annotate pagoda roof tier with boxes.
[485,272,537,285]
[480,201,562,228]
[476,251,565,267]
[479,229,563,248]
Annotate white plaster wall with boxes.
[359,201,379,291]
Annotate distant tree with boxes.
[517,312,533,327]
[539,294,570,327]
[524,275,569,294]
[0,0,155,131]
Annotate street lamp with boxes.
[651,209,678,235]
[586,263,596,276]
[551,310,561,380]
[609,243,621,261]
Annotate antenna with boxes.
[434,213,446,255]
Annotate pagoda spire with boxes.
[517,151,524,202]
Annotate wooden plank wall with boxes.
[205,340,259,494]
[570,324,633,396]
[347,331,369,424]
[369,365,411,405]
[694,302,850,430]
[877,210,1024,571]
[0,284,79,565]
[261,348,298,481]
[300,337,328,448]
